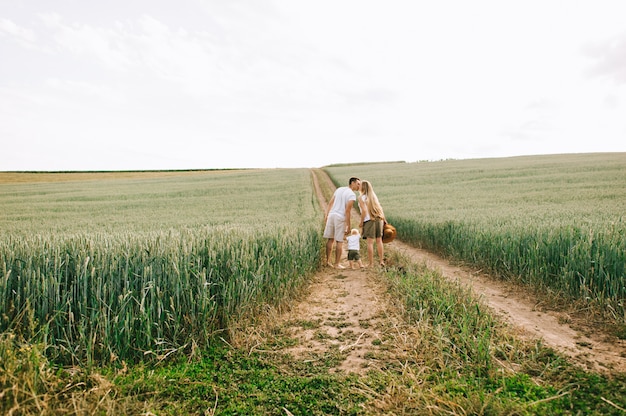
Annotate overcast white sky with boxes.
[1,1,625,170]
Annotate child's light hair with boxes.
[351,228,359,235]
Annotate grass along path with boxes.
[392,241,626,374]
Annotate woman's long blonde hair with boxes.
[361,180,385,221]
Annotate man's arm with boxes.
[344,199,353,234]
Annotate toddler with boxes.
[346,228,365,269]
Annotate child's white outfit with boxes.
[347,234,360,251]
[346,233,364,268]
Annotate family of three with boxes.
[323,177,387,269]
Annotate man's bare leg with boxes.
[326,239,335,266]
[334,243,345,268]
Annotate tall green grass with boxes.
[0,169,322,365]
[325,153,626,317]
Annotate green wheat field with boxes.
[1,153,625,415]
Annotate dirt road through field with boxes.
[275,169,626,374]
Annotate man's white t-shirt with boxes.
[328,187,356,219]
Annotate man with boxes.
[323,177,361,269]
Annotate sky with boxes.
[1,1,625,171]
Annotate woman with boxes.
[358,180,386,267]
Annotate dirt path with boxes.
[276,169,626,375]
[278,266,394,375]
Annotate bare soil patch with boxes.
[278,266,396,375]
